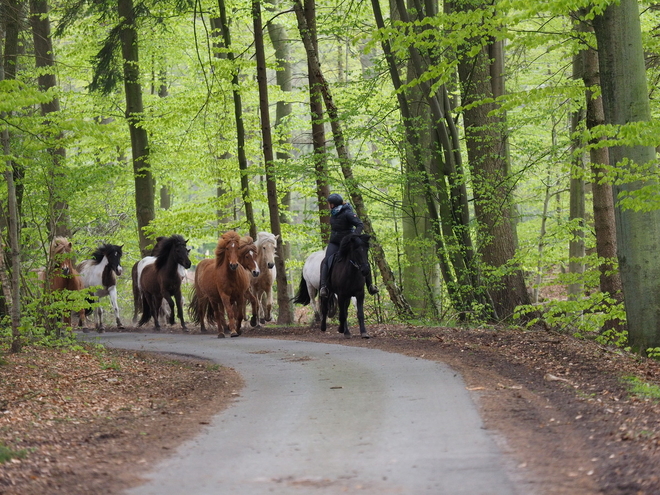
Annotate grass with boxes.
[622,376,660,400]
[0,444,27,464]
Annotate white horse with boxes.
[78,243,124,332]
[249,232,279,324]
[292,249,326,323]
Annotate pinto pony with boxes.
[137,235,191,331]
[320,234,371,339]
[47,237,87,331]
[78,243,124,332]
[189,232,259,337]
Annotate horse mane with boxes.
[255,231,277,248]
[51,237,72,257]
[154,234,186,269]
[91,243,122,264]
[239,235,255,251]
[338,233,370,258]
[215,231,241,266]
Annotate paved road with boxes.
[82,332,520,495]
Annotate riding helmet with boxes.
[327,193,343,206]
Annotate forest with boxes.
[2,0,660,354]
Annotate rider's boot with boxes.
[319,260,329,298]
[366,272,379,295]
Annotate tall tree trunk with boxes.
[118,0,154,256]
[266,6,293,262]
[294,0,413,318]
[302,0,331,242]
[216,0,256,238]
[451,0,530,319]
[568,105,586,299]
[593,0,660,353]
[2,0,23,352]
[29,0,70,238]
[252,0,292,324]
[578,21,623,332]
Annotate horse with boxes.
[47,237,87,331]
[132,236,188,323]
[249,232,279,324]
[137,235,192,331]
[78,243,124,332]
[131,236,164,323]
[189,232,259,337]
[292,248,336,323]
[320,234,371,339]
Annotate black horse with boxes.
[320,233,371,339]
[138,235,192,331]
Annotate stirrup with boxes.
[319,286,329,298]
[368,285,379,295]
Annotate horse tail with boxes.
[291,276,310,305]
[188,286,202,324]
[137,294,151,327]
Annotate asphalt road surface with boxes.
[82,332,522,495]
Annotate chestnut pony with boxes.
[48,237,87,330]
[189,232,259,337]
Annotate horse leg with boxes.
[247,289,259,328]
[356,295,369,339]
[264,288,273,322]
[108,286,124,329]
[338,296,351,338]
[96,306,104,333]
[150,294,162,331]
[214,300,231,338]
[173,289,187,330]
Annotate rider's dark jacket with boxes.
[329,203,363,245]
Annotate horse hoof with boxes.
[361,333,370,339]
[97,328,105,334]
[343,333,352,339]
[82,328,90,334]
[218,333,227,338]
[250,316,257,327]
[117,324,125,330]
[230,332,240,338]
[259,318,266,325]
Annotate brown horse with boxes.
[137,235,192,331]
[189,232,259,337]
[48,237,87,331]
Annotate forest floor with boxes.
[1,322,660,494]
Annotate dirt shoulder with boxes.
[2,324,660,495]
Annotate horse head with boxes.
[93,243,123,276]
[340,234,371,277]
[256,232,278,270]
[51,237,74,276]
[156,234,192,270]
[216,231,241,271]
[239,236,260,278]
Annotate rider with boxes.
[318,193,379,298]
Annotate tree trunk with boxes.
[451,0,530,319]
[118,0,154,257]
[568,106,585,299]
[579,23,624,332]
[266,6,293,261]
[29,0,71,238]
[302,0,330,243]
[593,0,660,353]
[1,0,23,352]
[252,0,292,324]
[294,0,413,318]
[216,0,257,238]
